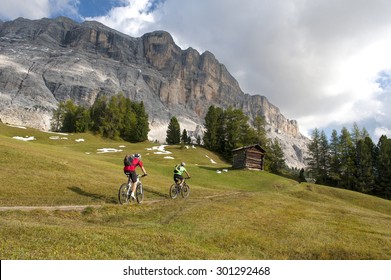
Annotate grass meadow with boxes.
[1,123,391,259]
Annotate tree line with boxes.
[51,93,149,142]
[165,116,196,145]
[52,97,288,174]
[307,124,391,199]
[195,105,286,174]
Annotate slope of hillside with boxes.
[0,123,390,259]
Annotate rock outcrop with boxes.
[0,17,308,168]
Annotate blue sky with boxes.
[77,0,123,18]
[1,0,391,141]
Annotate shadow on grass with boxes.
[143,186,169,199]
[68,186,117,204]
[197,165,233,172]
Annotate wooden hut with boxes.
[232,144,266,170]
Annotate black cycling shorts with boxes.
[173,174,183,183]
[125,170,137,183]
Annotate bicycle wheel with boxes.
[181,183,190,198]
[169,184,179,199]
[136,182,144,203]
[118,183,130,205]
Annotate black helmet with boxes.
[134,153,141,159]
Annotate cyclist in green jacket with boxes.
[173,162,190,186]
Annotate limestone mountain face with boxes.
[0,17,308,168]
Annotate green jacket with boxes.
[174,165,187,175]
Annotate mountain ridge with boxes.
[0,16,308,168]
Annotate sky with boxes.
[1,0,391,140]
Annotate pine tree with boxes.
[132,101,149,142]
[74,106,90,132]
[329,129,341,186]
[254,116,268,146]
[351,123,370,143]
[166,116,181,144]
[51,101,66,132]
[318,130,330,184]
[204,106,224,151]
[90,96,107,134]
[118,95,137,142]
[267,138,286,174]
[101,95,121,139]
[307,128,321,181]
[63,100,89,132]
[299,168,306,183]
[221,107,256,159]
[181,129,188,144]
[355,137,375,193]
[375,135,391,198]
[339,127,356,190]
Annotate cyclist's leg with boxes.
[174,174,181,185]
[124,172,132,195]
[174,174,178,184]
[178,175,184,186]
[130,171,137,197]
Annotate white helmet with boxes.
[181,162,186,166]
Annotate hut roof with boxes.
[232,144,266,153]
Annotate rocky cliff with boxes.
[0,17,308,168]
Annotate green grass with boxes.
[1,122,391,259]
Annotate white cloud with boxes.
[374,127,391,139]
[83,0,155,36]
[0,0,50,20]
[0,0,79,20]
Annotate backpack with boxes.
[174,164,181,173]
[124,155,134,166]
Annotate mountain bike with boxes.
[169,177,190,199]
[118,174,146,204]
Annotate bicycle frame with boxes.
[119,174,145,204]
[170,177,190,199]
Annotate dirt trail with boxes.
[0,192,241,212]
[0,200,160,211]
[0,205,102,211]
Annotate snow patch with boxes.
[75,139,85,142]
[97,148,123,153]
[44,131,69,136]
[49,136,68,140]
[13,136,35,141]
[205,155,217,164]
[147,145,172,155]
